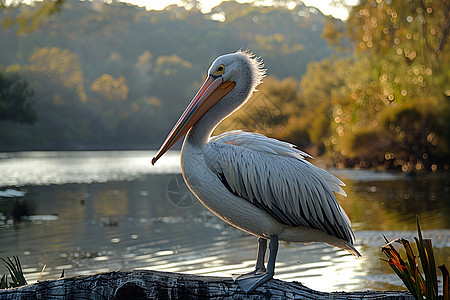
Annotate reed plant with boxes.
[381,218,449,300]
[0,256,27,289]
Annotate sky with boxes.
[122,0,359,21]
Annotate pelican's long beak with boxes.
[152,75,235,165]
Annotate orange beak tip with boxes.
[151,157,156,166]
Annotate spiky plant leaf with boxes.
[381,240,421,297]
[415,218,438,299]
[381,217,448,300]
[1,256,27,287]
[0,274,7,289]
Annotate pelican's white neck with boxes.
[183,51,265,150]
[184,80,252,149]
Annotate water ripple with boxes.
[0,150,181,187]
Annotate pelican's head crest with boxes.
[208,50,266,94]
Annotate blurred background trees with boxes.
[0,0,448,171]
[0,70,35,124]
[317,0,449,171]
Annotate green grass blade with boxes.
[402,238,428,296]
[424,239,438,297]
[415,218,437,299]
[1,257,18,285]
[13,256,27,286]
[1,256,27,287]
[0,274,7,289]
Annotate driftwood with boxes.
[0,269,414,299]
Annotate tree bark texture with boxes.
[0,269,414,299]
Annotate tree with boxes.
[1,0,66,34]
[0,70,35,124]
[322,0,450,170]
[29,47,87,102]
[90,74,129,103]
[0,0,346,150]
[89,74,130,140]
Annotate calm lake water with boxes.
[0,151,449,292]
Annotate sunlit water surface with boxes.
[0,151,448,292]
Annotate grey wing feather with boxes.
[205,131,355,244]
[210,130,313,159]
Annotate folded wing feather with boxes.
[205,130,355,244]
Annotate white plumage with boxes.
[153,50,360,293]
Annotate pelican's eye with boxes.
[213,64,225,77]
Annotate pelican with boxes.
[152,50,361,293]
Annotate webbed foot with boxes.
[233,235,278,293]
[233,270,274,293]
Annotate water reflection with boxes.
[335,173,450,231]
[0,151,448,292]
[0,151,181,187]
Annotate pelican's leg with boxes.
[265,235,278,275]
[233,235,279,293]
[254,237,268,273]
[232,237,267,281]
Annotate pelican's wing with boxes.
[210,130,312,159]
[205,130,354,244]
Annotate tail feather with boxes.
[326,240,361,257]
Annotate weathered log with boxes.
[0,269,413,299]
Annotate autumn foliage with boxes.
[0,0,448,171]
